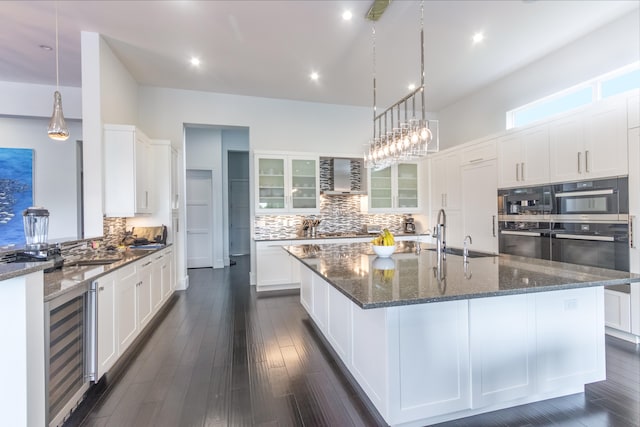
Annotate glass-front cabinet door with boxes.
[368,162,420,212]
[396,163,419,209]
[290,158,319,211]
[257,157,286,211]
[370,167,393,209]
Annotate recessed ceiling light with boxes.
[472,32,484,44]
[190,57,201,67]
[310,72,319,81]
[39,44,53,51]
[342,10,353,21]
[408,83,416,90]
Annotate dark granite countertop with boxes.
[0,261,54,281]
[254,232,430,242]
[42,246,170,302]
[284,241,640,309]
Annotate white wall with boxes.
[437,10,640,149]
[0,81,82,119]
[0,117,82,240]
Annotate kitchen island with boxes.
[285,241,640,427]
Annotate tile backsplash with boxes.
[254,194,406,240]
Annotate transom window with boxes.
[507,62,640,129]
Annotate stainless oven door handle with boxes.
[500,230,542,237]
[554,189,615,197]
[630,215,635,249]
[555,234,615,242]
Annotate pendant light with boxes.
[47,2,69,141]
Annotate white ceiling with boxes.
[1,0,638,111]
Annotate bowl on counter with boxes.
[372,244,396,258]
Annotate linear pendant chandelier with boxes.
[364,0,438,171]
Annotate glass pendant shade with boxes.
[48,91,69,141]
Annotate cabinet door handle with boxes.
[492,215,496,237]
[577,152,582,173]
[585,150,590,173]
[520,162,524,181]
[515,163,519,181]
[99,286,104,291]
[145,191,149,208]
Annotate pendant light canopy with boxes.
[47,2,69,142]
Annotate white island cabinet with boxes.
[289,242,621,427]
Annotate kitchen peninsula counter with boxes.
[285,241,640,427]
[284,241,640,309]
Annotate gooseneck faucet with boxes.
[436,209,447,257]
[463,235,473,260]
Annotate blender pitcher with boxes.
[23,206,50,253]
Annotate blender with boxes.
[17,206,64,270]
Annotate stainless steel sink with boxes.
[425,247,497,258]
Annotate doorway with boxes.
[228,151,250,255]
[186,169,213,268]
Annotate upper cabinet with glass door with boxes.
[368,162,420,213]
[255,154,319,214]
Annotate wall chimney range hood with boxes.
[321,158,367,195]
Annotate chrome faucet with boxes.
[435,209,447,257]
[463,235,473,261]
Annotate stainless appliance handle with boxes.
[501,230,542,237]
[630,215,636,249]
[87,281,98,382]
[554,189,615,197]
[555,234,615,242]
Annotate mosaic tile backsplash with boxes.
[254,194,406,240]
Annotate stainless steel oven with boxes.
[498,185,552,259]
[552,177,628,221]
[550,222,629,271]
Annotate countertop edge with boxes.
[0,261,54,282]
[254,232,430,242]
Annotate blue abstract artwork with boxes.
[0,148,33,246]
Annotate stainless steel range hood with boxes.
[321,158,367,195]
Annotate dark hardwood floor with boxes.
[74,255,640,427]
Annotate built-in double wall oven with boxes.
[498,176,629,272]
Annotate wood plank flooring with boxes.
[72,255,640,427]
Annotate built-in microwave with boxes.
[552,177,628,221]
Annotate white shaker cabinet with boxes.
[116,264,138,355]
[255,240,300,291]
[430,152,461,211]
[95,272,117,379]
[255,154,320,214]
[461,159,498,253]
[369,162,421,212]
[497,124,549,188]
[104,124,154,217]
[137,259,154,330]
[549,98,628,183]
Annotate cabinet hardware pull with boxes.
[142,261,152,267]
[492,215,496,237]
[99,287,104,291]
[520,162,524,180]
[585,150,590,173]
[469,157,483,163]
[577,152,582,173]
[516,164,519,181]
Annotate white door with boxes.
[186,170,213,268]
[229,178,250,255]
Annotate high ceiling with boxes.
[1,1,638,111]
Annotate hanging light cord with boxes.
[372,22,377,140]
[55,2,60,90]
